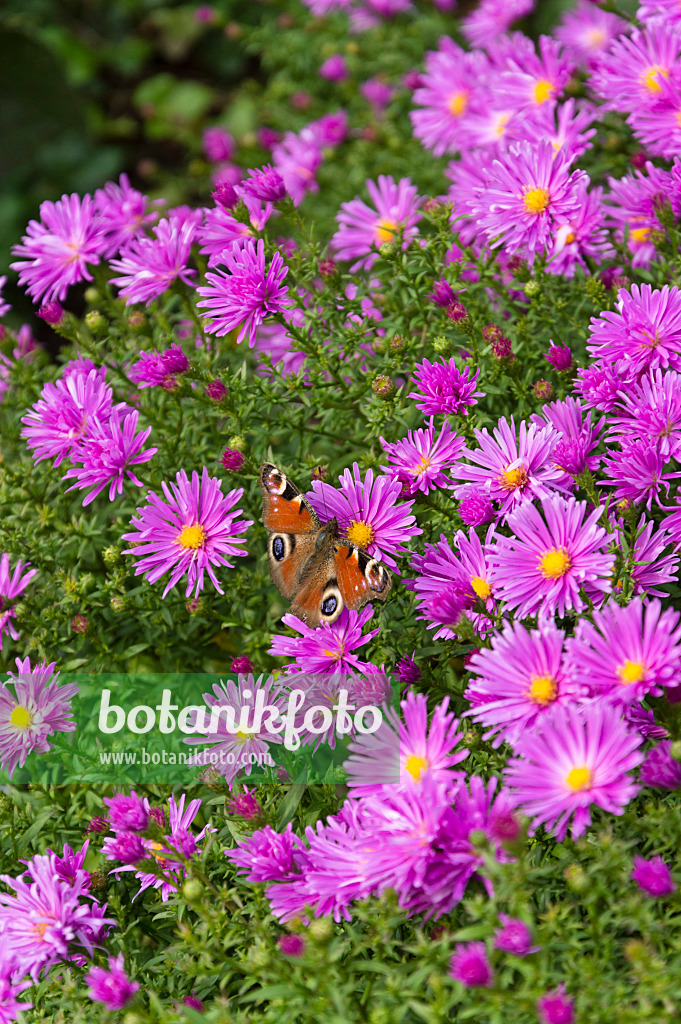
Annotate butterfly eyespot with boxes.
[263,465,287,495]
[365,558,389,593]
[319,585,343,623]
[269,534,293,562]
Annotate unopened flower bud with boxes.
[221,448,245,471]
[524,279,541,297]
[372,374,395,399]
[231,655,254,673]
[533,380,554,401]
[128,311,146,332]
[445,300,468,323]
[38,301,64,327]
[71,614,88,634]
[205,379,227,402]
[228,435,247,451]
[318,257,338,279]
[182,879,204,903]
[85,310,107,336]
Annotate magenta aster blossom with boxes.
[408,358,483,417]
[504,703,643,840]
[631,82,681,160]
[86,955,139,1011]
[449,942,493,988]
[545,343,573,371]
[408,528,495,639]
[184,675,287,786]
[21,367,122,466]
[617,516,678,598]
[10,193,105,303]
[238,164,286,204]
[330,175,421,271]
[109,216,197,304]
[410,39,486,156]
[607,369,681,460]
[308,462,421,573]
[574,361,634,413]
[269,606,379,675]
[203,126,235,163]
[227,823,303,883]
[272,130,322,206]
[564,598,681,704]
[556,2,626,67]
[640,741,681,790]
[122,467,252,598]
[600,440,680,510]
[62,409,157,506]
[128,345,190,389]
[494,914,540,957]
[0,971,32,1020]
[197,238,289,347]
[631,855,676,897]
[320,54,348,81]
[488,495,614,619]
[198,205,255,267]
[537,985,575,1024]
[605,163,677,268]
[0,659,77,777]
[546,183,612,277]
[0,556,38,651]
[498,34,573,113]
[532,396,604,483]
[590,25,681,114]
[343,692,468,793]
[453,416,566,518]
[379,419,465,496]
[638,0,681,24]
[103,792,149,832]
[101,832,146,865]
[94,173,158,257]
[461,0,534,48]
[465,621,585,749]
[587,284,681,375]
[469,141,587,266]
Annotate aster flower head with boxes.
[86,955,139,1011]
[62,409,157,506]
[564,598,681,704]
[545,343,573,371]
[588,283,681,375]
[238,165,286,204]
[494,914,541,957]
[488,495,615,619]
[308,462,421,573]
[408,358,483,417]
[380,419,465,496]
[556,2,627,67]
[269,606,380,675]
[10,193,105,303]
[184,675,287,785]
[0,555,38,651]
[605,163,676,268]
[226,823,302,883]
[504,703,643,840]
[343,691,468,793]
[600,439,680,510]
[408,528,494,640]
[101,831,147,865]
[330,175,421,271]
[0,659,78,776]
[109,216,197,305]
[469,141,588,266]
[590,25,681,114]
[606,368,681,460]
[639,740,681,790]
[122,467,252,598]
[537,985,575,1024]
[272,130,322,206]
[320,54,348,81]
[0,971,32,1020]
[449,942,493,988]
[409,40,486,156]
[453,416,566,518]
[461,0,534,48]
[94,173,158,257]
[458,488,496,527]
[574,361,635,413]
[497,34,574,113]
[197,238,289,347]
[103,792,150,833]
[465,620,585,748]
[631,855,676,897]
[198,205,255,268]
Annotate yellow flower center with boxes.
[527,675,557,705]
[33,922,50,939]
[630,225,651,244]
[564,230,576,244]
[539,548,571,579]
[566,765,592,791]
[585,28,607,50]
[533,78,555,104]
[471,576,492,600]
[494,113,510,137]
[235,730,251,741]
[414,455,432,476]
[374,218,397,245]
[641,64,669,94]
[499,466,528,491]
[448,91,468,116]
[178,523,205,549]
[618,660,646,685]
[346,520,374,547]
[10,706,31,728]
[405,754,429,781]
[147,841,169,867]
[523,187,551,214]
[294,165,314,181]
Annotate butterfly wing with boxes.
[289,538,391,628]
[260,463,319,600]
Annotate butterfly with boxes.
[260,462,391,628]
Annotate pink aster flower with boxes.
[111,795,214,901]
[449,942,493,988]
[196,238,289,347]
[184,675,287,786]
[453,416,566,518]
[109,216,197,304]
[488,495,614,619]
[0,556,38,650]
[94,173,158,257]
[607,369,681,460]
[590,25,681,114]
[564,597,681,704]
[546,183,612,277]
[408,358,484,417]
[103,792,149,832]
[308,462,421,573]
[198,205,256,267]
[574,361,634,413]
[343,692,468,793]
[0,971,32,1020]
[238,164,286,204]
[379,419,465,496]
[269,606,379,675]
[465,621,585,749]
[272,130,322,206]
[203,127,235,163]
[320,54,348,81]
[616,516,679,598]
[0,276,9,318]
[498,34,574,112]
[86,955,139,1011]
[330,175,421,271]
[532,395,604,482]
[537,985,575,1024]
[494,914,541,957]
[504,703,643,840]
[62,409,157,506]
[605,163,676,266]
[469,141,588,266]
[122,467,252,598]
[639,0,681,26]
[600,439,680,509]
[227,822,304,883]
[555,2,627,67]
[461,0,534,49]
[409,39,486,156]
[10,193,105,303]
[631,855,676,897]
[640,741,681,789]
[0,659,78,777]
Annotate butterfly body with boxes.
[260,462,391,627]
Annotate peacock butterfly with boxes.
[259,462,391,628]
